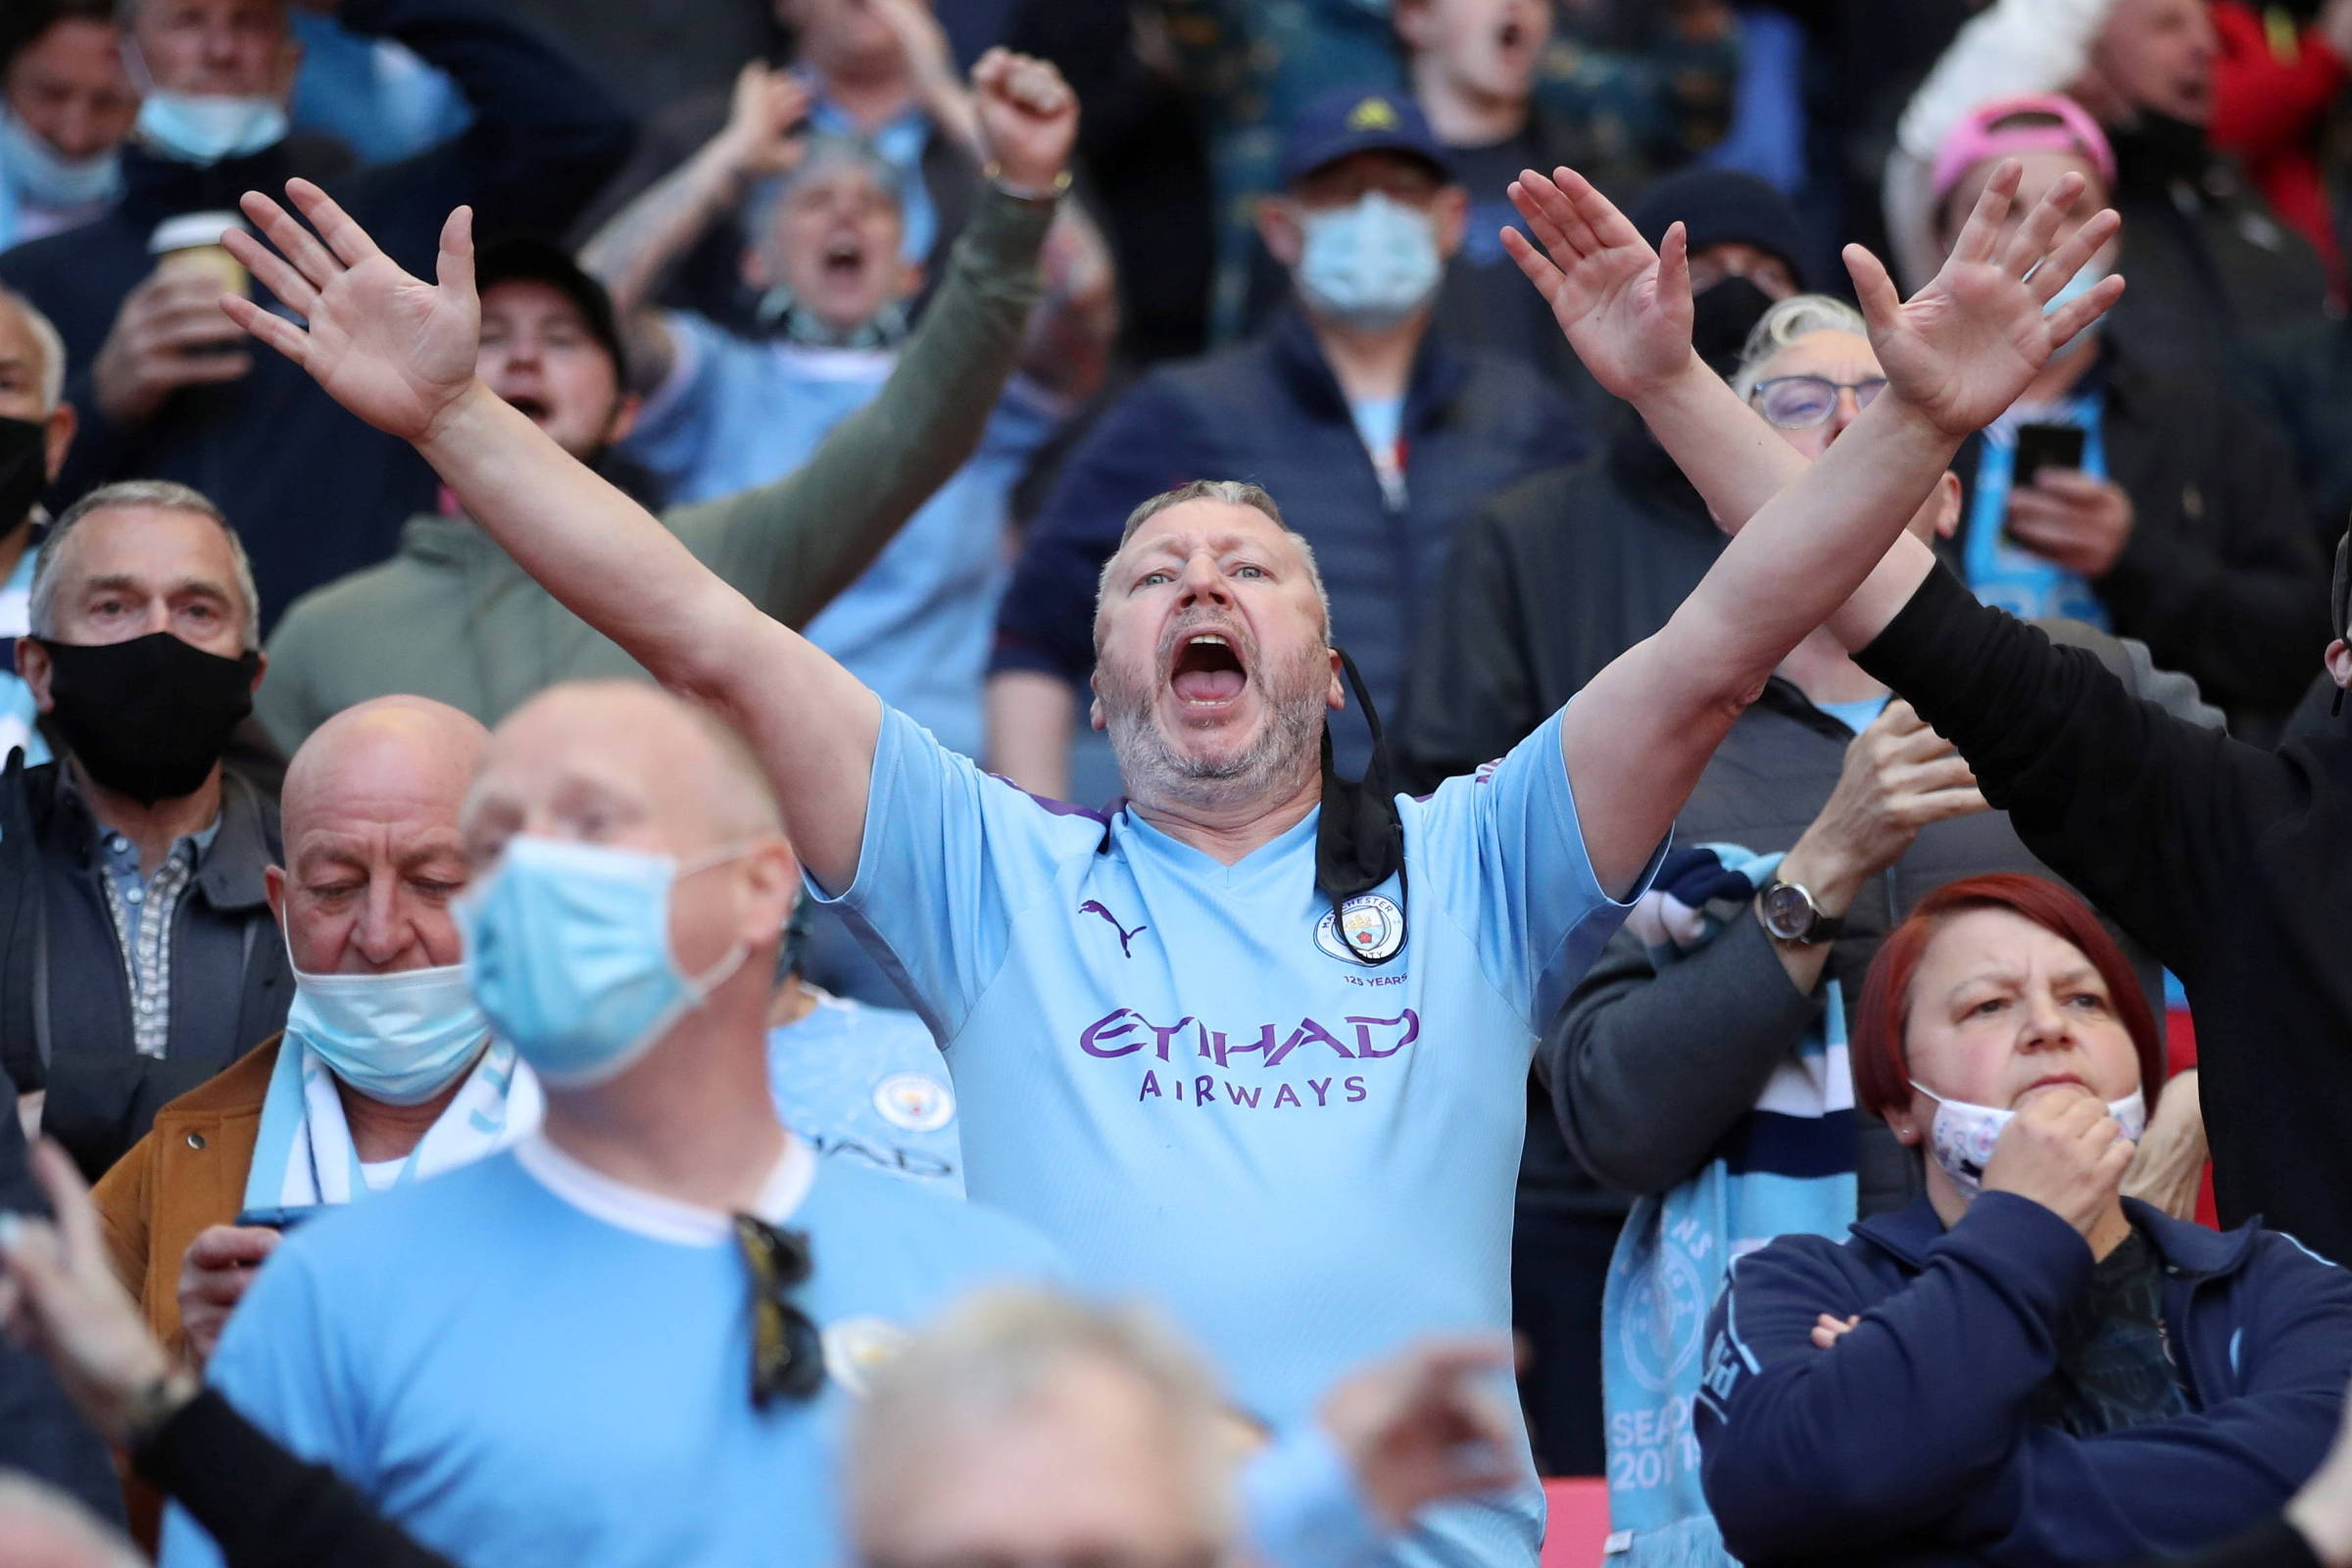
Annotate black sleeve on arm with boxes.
[1396,503,1540,793]
[135,1389,460,1568]
[335,0,636,237]
[1538,917,1820,1196]
[1853,565,2271,973]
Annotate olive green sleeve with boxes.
[666,186,1055,627]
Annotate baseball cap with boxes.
[472,233,629,384]
[1278,89,1449,189]
[1931,94,2116,210]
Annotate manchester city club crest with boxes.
[822,1317,910,1397]
[1315,893,1406,964]
[872,1071,956,1133]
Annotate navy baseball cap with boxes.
[1278,88,1450,188]
[473,233,629,385]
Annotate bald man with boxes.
[159,681,1067,1568]
[92,696,534,1371]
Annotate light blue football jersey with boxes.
[812,705,1653,1568]
[159,1137,1064,1568]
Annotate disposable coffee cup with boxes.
[149,211,249,296]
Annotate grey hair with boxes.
[0,287,67,413]
[1094,478,1334,638]
[0,1472,146,1568]
[744,132,906,250]
[847,1289,1240,1550]
[1730,294,1871,400]
[29,480,263,650]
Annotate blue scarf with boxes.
[1598,845,1858,1566]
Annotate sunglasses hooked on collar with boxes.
[733,1212,826,1407]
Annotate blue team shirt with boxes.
[812,705,1650,1568]
[159,1137,1064,1568]
[770,989,963,1195]
[623,319,1056,759]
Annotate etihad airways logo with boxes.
[1078,1006,1420,1111]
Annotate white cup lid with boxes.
[149,211,248,255]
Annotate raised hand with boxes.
[1848,161,2123,442]
[713,61,812,182]
[0,1139,185,1445]
[1501,166,1694,403]
[970,48,1077,195]
[219,180,481,446]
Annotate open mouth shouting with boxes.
[1168,629,1250,710]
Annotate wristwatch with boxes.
[1758,879,1845,945]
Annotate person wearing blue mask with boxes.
[988,88,1587,803]
[89,696,525,1379]
[1927,94,2323,737]
[157,678,1067,1568]
[0,0,632,637]
[220,149,2122,1568]
[0,1,138,254]
[0,286,74,769]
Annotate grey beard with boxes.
[1102,666,1326,811]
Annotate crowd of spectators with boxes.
[5,2,2352,1566]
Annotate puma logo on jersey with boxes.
[1080,900,1148,957]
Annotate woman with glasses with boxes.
[1537,291,2225,1568]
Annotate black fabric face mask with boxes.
[33,631,259,805]
[0,415,46,531]
[1316,648,1406,963]
[1690,274,1777,374]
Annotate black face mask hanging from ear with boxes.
[1315,648,1406,964]
[0,415,46,531]
[33,631,259,805]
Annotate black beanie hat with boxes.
[1627,168,1810,291]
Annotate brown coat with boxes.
[92,1035,279,1359]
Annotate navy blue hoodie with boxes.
[1696,1192,2352,1566]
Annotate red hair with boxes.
[1851,873,2164,1121]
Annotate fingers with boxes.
[1658,221,1691,313]
[2029,206,2122,305]
[1498,224,1567,307]
[1996,171,2084,279]
[2021,467,2110,502]
[1903,785,1990,824]
[25,1141,98,1271]
[1553,165,1646,254]
[2046,271,2128,352]
[238,188,343,293]
[1842,242,1903,337]
[183,1224,279,1274]
[1946,159,2021,267]
[219,295,307,368]
[1890,754,1978,795]
[436,205,476,307]
[1515,170,1602,259]
[221,228,319,318]
[284,177,385,270]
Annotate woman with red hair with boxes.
[1694,873,2352,1567]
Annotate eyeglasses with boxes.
[1749,374,1889,430]
[733,1212,825,1408]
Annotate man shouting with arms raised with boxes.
[215,115,2118,1564]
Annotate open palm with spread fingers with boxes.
[1501,166,1693,402]
[1855,162,2122,440]
[218,178,482,445]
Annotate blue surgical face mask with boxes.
[283,933,493,1106]
[1910,1079,2146,1198]
[1295,193,1444,329]
[2039,260,2113,362]
[135,91,289,166]
[456,836,752,1089]
[0,111,122,210]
